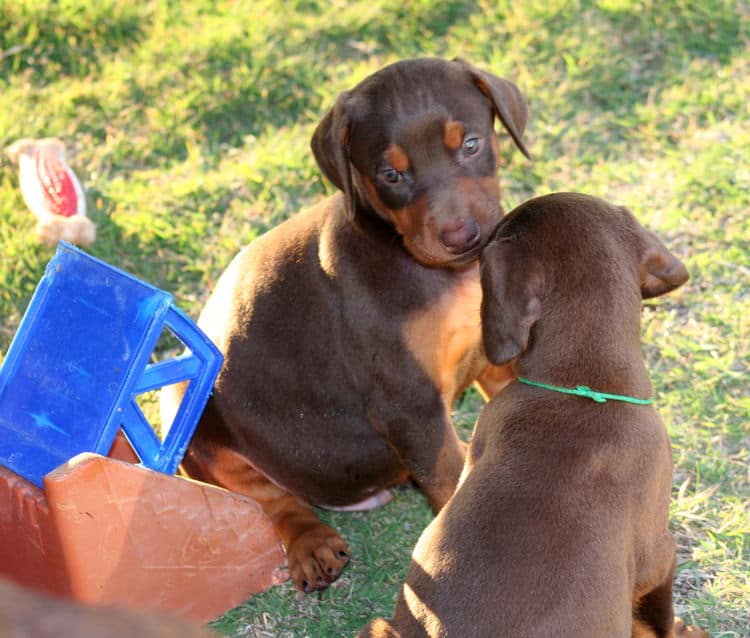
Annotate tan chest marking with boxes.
[404,268,484,402]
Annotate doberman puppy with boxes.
[358,193,707,637]
[162,58,530,593]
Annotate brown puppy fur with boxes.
[0,579,214,638]
[162,58,530,593]
[359,193,707,637]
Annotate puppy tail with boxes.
[358,618,402,638]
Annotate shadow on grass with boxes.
[189,0,480,152]
[127,0,744,169]
[523,0,744,119]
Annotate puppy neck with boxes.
[515,307,654,401]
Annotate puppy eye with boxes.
[463,137,480,155]
[383,167,402,183]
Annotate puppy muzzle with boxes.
[440,218,481,255]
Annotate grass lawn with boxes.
[1,1,747,636]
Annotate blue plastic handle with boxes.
[0,242,222,487]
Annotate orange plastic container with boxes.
[0,448,287,622]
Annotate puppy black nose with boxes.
[440,218,481,254]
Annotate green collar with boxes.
[517,376,653,405]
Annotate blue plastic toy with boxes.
[0,242,222,488]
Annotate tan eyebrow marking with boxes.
[443,120,464,151]
[385,144,410,172]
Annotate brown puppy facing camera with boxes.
[359,193,707,637]
[162,57,530,593]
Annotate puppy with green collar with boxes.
[359,193,705,638]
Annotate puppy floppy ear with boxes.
[311,92,356,219]
[639,227,689,298]
[480,238,544,365]
[454,58,531,160]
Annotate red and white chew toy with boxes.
[5,137,96,246]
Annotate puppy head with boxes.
[311,57,531,268]
[480,193,689,365]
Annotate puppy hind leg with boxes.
[182,445,350,593]
[632,560,707,638]
[632,618,661,638]
[634,618,709,638]
[633,573,676,638]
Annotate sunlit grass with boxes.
[1,1,747,636]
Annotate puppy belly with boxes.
[232,425,410,509]
[317,489,394,511]
[236,449,399,510]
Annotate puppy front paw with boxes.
[286,524,350,593]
